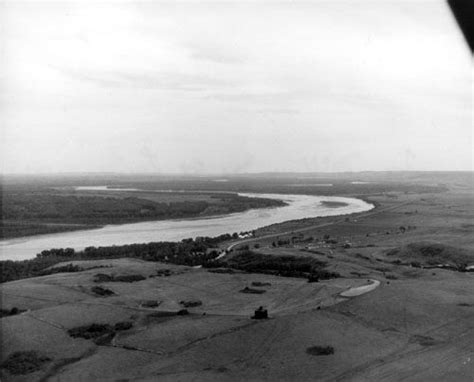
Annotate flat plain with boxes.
[1,172,473,381]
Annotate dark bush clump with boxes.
[141,300,161,308]
[0,307,26,318]
[307,274,319,283]
[93,273,113,282]
[147,311,177,319]
[411,335,437,346]
[251,281,271,287]
[354,253,371,261]
[112,274,146,282]
[240,287,266,294]
[306,346,335,356]
[180,300,202,308]
[38,263,83,276]
[94,273,146,283]
[68,322,133,345]
[156,269,173,277]
[1,351,51,375]
[207,268,236,274]
[68,323,113,339]
[114,321,133,331]
[218,251,339,280]
[91,286,115,296]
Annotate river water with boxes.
[0,190,373,261]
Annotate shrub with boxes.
[156,269,173,277]
[93,273,113,282]
[68,323,113,339]
[0,307,26,318]
[114,321,133,331]
[355,253,371,261]
[112,274,146,282]
[142,300,161,308]
[67,322,133,345]
[91,286,115,296]
[240,287,266,294]
[307,275,319,283]
[38,263,83,276]
[94,273,146,283]
[179,300,202,308]
[251,281,271,287]
[306,346,334,356]
[207,268,235,274]
[1,351,51,375]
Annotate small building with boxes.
[251,306,268,319]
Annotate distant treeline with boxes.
[1,191,285,239]
[0,233,341,284]
[0,233,236,283]
[2,193,284,224]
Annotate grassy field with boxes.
[1,172,473,381]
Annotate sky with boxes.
[1,0,472,174]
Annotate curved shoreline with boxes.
[0,192,373,261]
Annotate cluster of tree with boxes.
[1,234,235,283]
[272,239,291,247]
[37,263,83,276]
[0,307,26,318]
[2,190,284,239]
[93,273,146,283]
[1,234,342,284]
[2,194,208,223]
[3,192,284,225]
[0,221,93,240]
[207,250,340,280]
[1,257,73,284]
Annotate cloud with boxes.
[208,91,293,103]
[53,66,232,91]
[256,108,299,115]
[187,43,245,64]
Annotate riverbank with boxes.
[1,188,286,240]
[0,193,373,261]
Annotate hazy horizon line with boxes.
[2,170,473,177]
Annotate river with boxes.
[0,191,373,261]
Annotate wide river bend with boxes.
[0,191,373,261]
